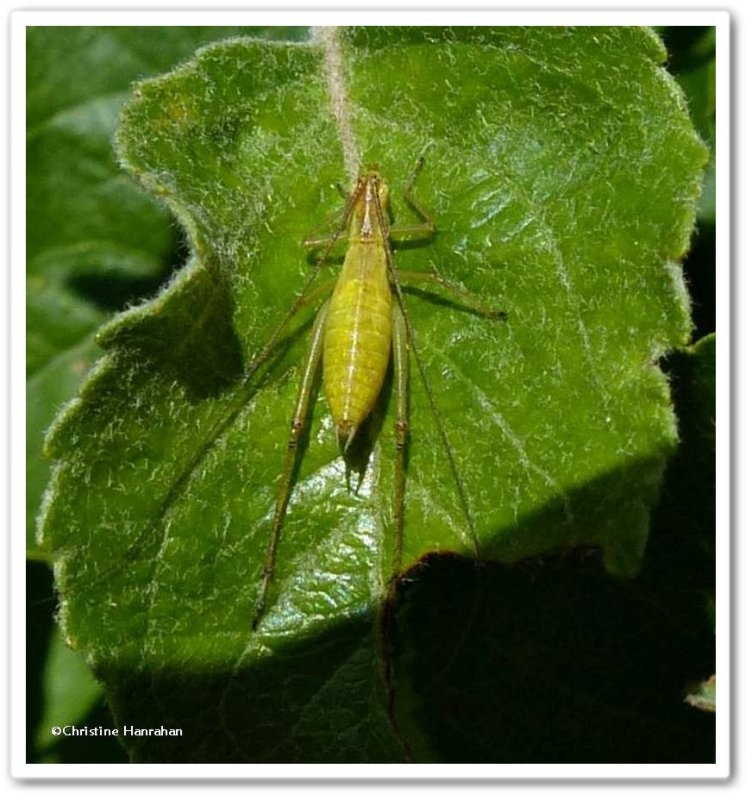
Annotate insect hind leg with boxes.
[377,302,411,738]
[390,303,410,590]
[252,298,330,631]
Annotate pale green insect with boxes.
[251,160,504,630]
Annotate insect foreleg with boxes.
[303,178,365,252]
[397,269,506,319]
[252,298,331,631]
[388,223,435,244]
[303,229,348,251]
[389,158,436,244]
[402,156,435,229]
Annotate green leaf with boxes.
[26,25,308,551]
[25,26,311,765]
[686,675,716,713]
[647,334,715,573]
[38,27,707,762]
[669,27,715,224]
[33,630,105,759]
[648,334,716,707]
[27,561,126,763]
[28,338,104,562]
[653,28,715,346]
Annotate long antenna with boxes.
[373,190,481,557]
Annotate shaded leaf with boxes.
[396,334,716,762]
[26,561,125,763]
[395,553,715,762]
[668,27,715,223]
[33,630,105,760]
[686,675,716,713]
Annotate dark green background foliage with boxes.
[27,26,716,763]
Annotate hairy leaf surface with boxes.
[39,27,707,762]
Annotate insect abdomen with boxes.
[323,242,392,450]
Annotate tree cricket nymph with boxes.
[251,160,504,631]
